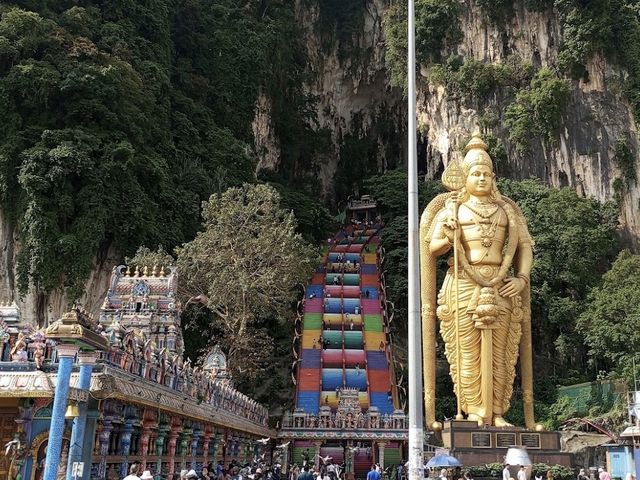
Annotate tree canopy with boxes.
[175,183,316,382]
[578,250,640,382]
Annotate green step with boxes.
[323,330,343,348]
[324,273,360,285]
[304,313,322,330]
[343,274,360,286]
[364,315,383,332]
[344,331,364,349]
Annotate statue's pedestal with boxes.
[441,420,572,467]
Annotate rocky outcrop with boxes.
[0,207,118,327]
[253,0,406,197]
[418,1,640,243]
[259,0,640,242]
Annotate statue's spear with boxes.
[452,199,463,421]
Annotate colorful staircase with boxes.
[295,225,397,415]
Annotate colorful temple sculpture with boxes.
[280,197,407,478]
[0,265,272,480]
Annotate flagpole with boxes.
[407,0,424,478]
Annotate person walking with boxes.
[298,466,313,480]
[502,465,510,480]
[123,465,142,480]
[367,466,381,480]
[598,468,611,480]
[517,466,526,480]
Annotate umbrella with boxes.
[425,454,462,467]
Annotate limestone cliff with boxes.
[0,207,118,326]
[418,1,640,243]
[254,0,639,242]
[5,0,640,325]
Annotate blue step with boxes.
[296,391,320,413]
[343,298,361,314]
[345,368,368,391]
[321,368,343,390]
[370,392,394,414]
[301,349,321,369]
[323,298,342,314]
[306,285,324,298]
[361,287,378,299]
[361,264,377,274]
[366,351,388,370]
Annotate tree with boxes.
[577,250,640,382]
[125,246,175,268]
[175,183,316,381]
[498,179,620,380]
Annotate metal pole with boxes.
[407,0,424,478]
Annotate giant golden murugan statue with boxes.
[420,134,541,430]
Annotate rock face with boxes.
[252,0,406,198]
[255,0,639,242]
[0,207,118,326]
[4,0,640,325]
[418,1,640,244]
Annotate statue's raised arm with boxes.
[420,134,541,430]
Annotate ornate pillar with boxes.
[179,427,192,471]
[201,426,213,467]
[119,421,134,479]
[167,420,182,479]
[190,428,201,469]
[281,442,289,475]
[140,419,153,471]
[66,351,97,480]
[210,431,222,465]
[222,430,228,467]
[376,442,387,470]
[154,424,169,480]
[97,417,113,479]
[43,344,79,480]
[313,440,322,470]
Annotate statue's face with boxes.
[466,164,494,196]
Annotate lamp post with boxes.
[407,0,425,479]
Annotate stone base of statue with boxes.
[441,420,572,467]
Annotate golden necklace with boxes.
[466,205,501,248]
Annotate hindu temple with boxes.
[0,265,273,480]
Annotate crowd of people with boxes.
[120,459,287,480]
[119,462,639,480]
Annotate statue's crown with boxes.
[441,133,494,191]
[462,134,493,174]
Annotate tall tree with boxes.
[175,183,316,381]
[577,250,640,382]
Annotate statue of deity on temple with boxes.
[420,134,541,430]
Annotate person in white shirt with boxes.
[502,465,511,480]
[122,465,141,480]
[517,466,527,480]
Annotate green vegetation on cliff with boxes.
[0,1,328,300]
[384,0,461,89]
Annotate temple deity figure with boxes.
[420,134,541,430]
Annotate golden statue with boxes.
[420,134,540,430]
